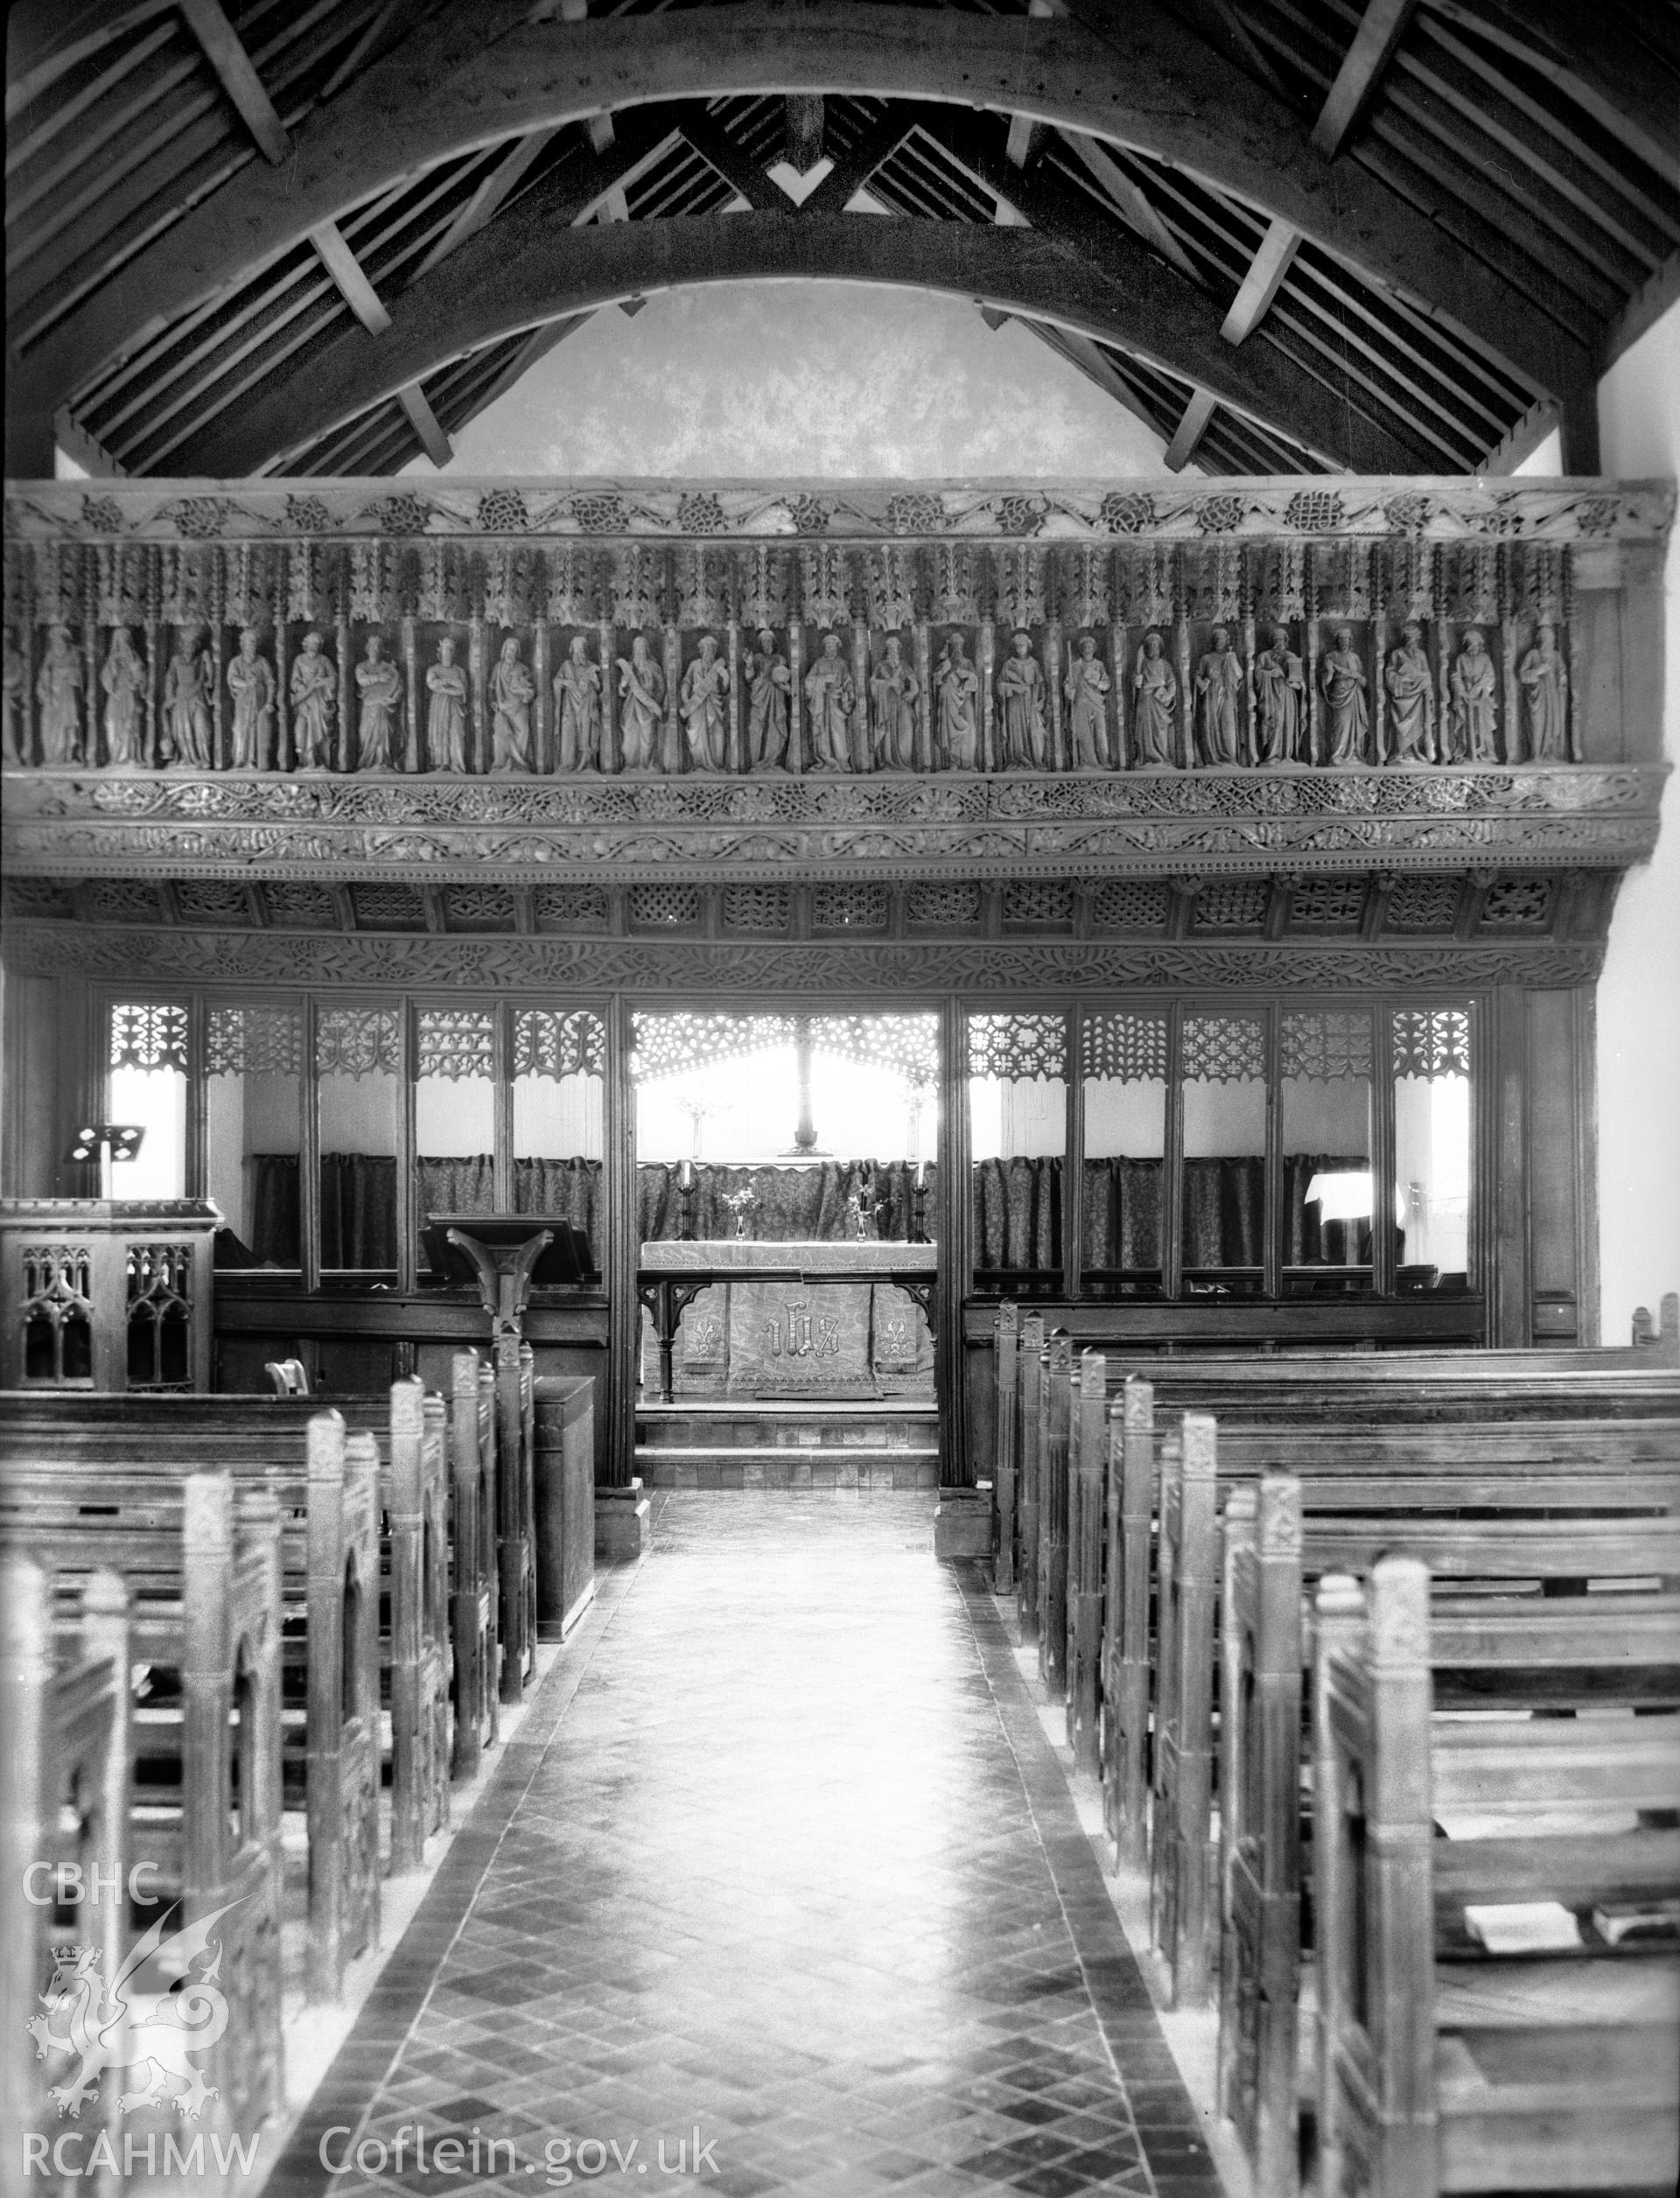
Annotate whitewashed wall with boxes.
[1596,302,1680,1340]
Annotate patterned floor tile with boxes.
[266,1495,1222,2198]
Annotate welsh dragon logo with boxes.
[27,1900,242,2122]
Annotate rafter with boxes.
[798,109,918,215]
[396,381,452,466]
[163,209,1429,478]
[177,0,289,162]
[1163,388,1216,471]
[1312,0,1419,158]
[7,0,1589,466]
[1424,0,1680,198]
[1220,0,1418,354]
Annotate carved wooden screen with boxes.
[968,1013,1069,1292]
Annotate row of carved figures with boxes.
[4,616,1573,773]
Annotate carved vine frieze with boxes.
[4,486,1670,787]
[1,763,1662,883]
[2,919,1607,995]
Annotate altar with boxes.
[639,1239,937,1400]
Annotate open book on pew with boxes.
[1462,1901,1583,1954]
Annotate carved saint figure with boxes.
[1194,624,1243,766]
[1384,621,1435,764]
[554,634,602,772]
[227,626,276,771]
[426,637,469,773]
[37,623,83,766]
[869,634,919,772]
[1064,634,1110,770]
[804,632,857,772]
[354,633,401,772]
[1320,627,1368,766]
[2,631,24,766]
[102,627,146,768]
[1517,620,1568,762]
[745,629,791,771]
[680,634,730,772]
[1131,629,1179,766]
[1252,624,1304,766]
[164,627,214,768]
[616,631,666,772]
[490,635,535,773]
[997,630,1047,770]
[290,629,337,771]
[935,634,980,771]
[1450,627,1499,763]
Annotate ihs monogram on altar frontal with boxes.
[761,1300,842,1362]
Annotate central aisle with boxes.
[273,1494,1222,2198]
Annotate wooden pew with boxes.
[1102,1379,1680,1893]
[977,1294,1680,1496]
[1218,1471,1680,2198]
[1114,1393,1680,1998]
[0,1374,473,1845]
[1149,1418,1220,2008]
[3,1557,130,2178]
[1017,1312,1046,1645]
[2,1417,382,2002]
[304,1413,381,1998]
[450,1349,499,1776]
[1067,1351,1108,1778]
[0,1473,287,2135]
[1038,1333,1073,1701]
[993,1302,1019,1595]
[1103,1376,1154,1870]
[1314,1556,1680,2198]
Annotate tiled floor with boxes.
[265,1494,1223,2198]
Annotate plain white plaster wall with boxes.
[1596,301,1680,1340]
[408,282,1173,478]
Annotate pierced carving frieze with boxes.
[2,762,1662,888]
[4,918,1607,997]
[10,478,1670,545]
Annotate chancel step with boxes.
[635,1401,940,1488]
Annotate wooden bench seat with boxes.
[1,1366,482,1824]
[1216,1470,1680,2198]
[1,1474,286,2134]
[2,1417,382,2001]
[1315,1557,1680,2198]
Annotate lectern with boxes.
[424,1217,589,1696]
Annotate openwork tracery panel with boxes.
[967,1013,1068,1082]
[1281,1011,1374,1082]
[1081,1012,1168,1082]
[206,1004,303,1077]
[18,1245,94,1385]
[418,1010,495,1081]
[514,1011,605,1082]
[1391,1008,1472,1078]
[1182,1013,1266,1082]
[316,1006,401,1079]
[808,1014,940,1090]
[110,1002,188,1071]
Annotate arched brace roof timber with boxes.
[171,211,1432,479]
[10,1,1590,434]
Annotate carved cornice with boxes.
[1,920,1607,994]
[2,764,1662,882]
[5,477,1674,544]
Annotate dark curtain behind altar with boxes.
[250,1151,1368,1272]
[637,1160,932,1244]
[250,1154,606,1270]
[1081,1152,1369,1270]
